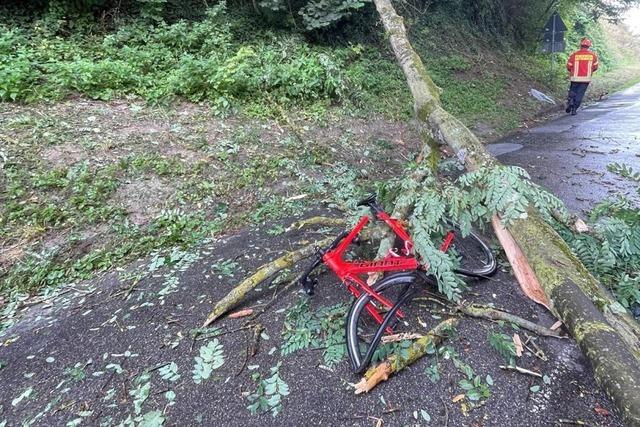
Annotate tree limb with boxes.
[353,318,458,394]
[202,236,334,327]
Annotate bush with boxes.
[0,6,371,113]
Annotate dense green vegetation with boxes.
[1,0,634,120]
[0,5,410,118]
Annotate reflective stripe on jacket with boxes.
[567,48,599,82]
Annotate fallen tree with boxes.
[370,0,640,422]
[200,2,640,423]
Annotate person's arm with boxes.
[567,52,575,73]
[592,52,599,72]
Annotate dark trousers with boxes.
[567,81,589,109]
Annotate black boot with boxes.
[566,103,572,113]
[571,106,577,115]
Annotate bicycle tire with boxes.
[346,273,430,373]
[447,222,497,278]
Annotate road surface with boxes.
[489,83,640,213]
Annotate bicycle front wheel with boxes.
[346,273,432,373]
[447,222,497,278]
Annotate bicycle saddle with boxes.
[356,194,377,207]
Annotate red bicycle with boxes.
[299,195,496,372]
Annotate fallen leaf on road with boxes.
[452,394,465,403]
[513,333,523,357]
[228,308,253,319]
[594,404,610,416]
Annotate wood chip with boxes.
[550,320,563,331]
[594,404,610,416]
[452,394,465,403]
[513,333,523,357]
[227,308,254,319]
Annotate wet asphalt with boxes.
[489,83,640,213]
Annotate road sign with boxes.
[541,11,567,53]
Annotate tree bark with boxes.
[354,318,458,394]
[371,0,640,423]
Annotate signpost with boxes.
[542,11,567,77]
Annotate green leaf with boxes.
[458,379,474,390]
[138,410,165,427]
[529,385,540,393]
[12,387,33,406]
[486,375,494,386]
[466,389,481,401]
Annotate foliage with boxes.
[129,372,152,415]
[299,0,369,30]
[0,6,393,114]
[608,163,640,185]
[280,298,349,366]
[158,362,180,382]
[439,345,492,403]
[554,197,640,308]
[453,356,492,402]
[395,164,566,301]
[192,339,225,383]
[246,362,290,417]
[488,332,516,365]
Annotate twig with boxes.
[202,236,334,326]
[285,216,346,232]
[236,324,263,377]
[457,304,564,338]
[499,365,543,378]
[557,420,589,426]
[523,333,548,361]
[440,396,449,427]
[245,274,299,324]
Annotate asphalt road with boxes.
[489,83,640,213]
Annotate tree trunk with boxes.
[371,0,640,423]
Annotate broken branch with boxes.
[353,318,458,394]
[457,303,564,338]
[202,236,333,326]
[499,365,543,378]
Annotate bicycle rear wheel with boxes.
[447,222,497,278]
[346,273,433,373]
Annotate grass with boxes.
[0,99,413,299]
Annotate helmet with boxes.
[580,38,592,48]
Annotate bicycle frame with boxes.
[300,199,456,328]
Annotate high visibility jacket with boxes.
[567,48,598,82]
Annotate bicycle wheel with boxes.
[346,273,433,373]
[446,222,497,278]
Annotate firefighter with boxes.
[566,38,599,115]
